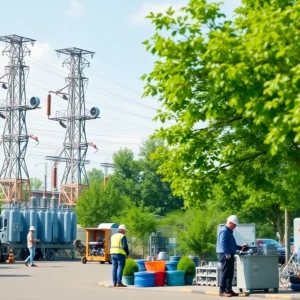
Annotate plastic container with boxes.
[157,251,169,261]
[154,271,166,286]
[189,255,200,267]
[134,272,155,287]
[166,270,185,286]
[166,261,178,271]
[145,261,166,272]
[170,256,181,262]
[135,259,146,271]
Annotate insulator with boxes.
[28,134,38,142]
[47,94,51,116]
[52,167,57,189]
[88,142,98,152]
[0,113,6,119]
[29,96,40,108]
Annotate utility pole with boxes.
[0,35,40,202]
[46,47,99,205]
[100,163,114,186]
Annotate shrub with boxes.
[123,258,139,276]
[177,256,196,277]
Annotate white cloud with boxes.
[66,0,84,17]
[131,1,186,25]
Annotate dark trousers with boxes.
[111,254,126,284]
[218,254,234,293]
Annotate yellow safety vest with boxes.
[110,233,126,255]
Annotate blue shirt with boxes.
[216,225,242,255]
[121,236,129,256]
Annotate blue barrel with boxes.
[170,256,181,262]
[44,209,52,242]
[51,209,58,242]
[166,270,185,286]
[134,272,155,287]
[188,255,200,267]
[70,210,77,241]
[64,209,71,242]
[135,259,146,271]
[166,261,178,271]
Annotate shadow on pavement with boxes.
[0,274,32,277]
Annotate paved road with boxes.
[0,261,294,300]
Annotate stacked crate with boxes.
[196,263,237,286]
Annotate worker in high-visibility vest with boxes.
[110,224,129,287]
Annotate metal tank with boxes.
[57,209,65,242]
[70,210,77,242]
[21,208,30,242]
[29,209,38,238]
[64,209,71,242]
[44,209,52,242]
[8,207,22,242]
[51,209,59,242]
[38,210,45,242]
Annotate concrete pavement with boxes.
[0,260,300,300]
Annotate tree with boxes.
[30,177,43,190]
[142,0,300,210]
[75,181,129,227]
[117,205,157,257]
[83,168,104,185]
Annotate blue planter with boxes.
[166,261,178,271]
[166,270,185,286]
[123,276,134,286]
[134,271,155,287]
[170,256,181,262]
[135,259,146,272]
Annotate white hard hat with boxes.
[227,215,239,225]
[29,226,36,231]
[118,224,127,231]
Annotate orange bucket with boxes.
[144,261,166,272]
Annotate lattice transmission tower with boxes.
[46,47,99,206]
[0,34,40,202]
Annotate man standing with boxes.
[110,224,129,287]
[216,215,247,297]
[25,226,40,267]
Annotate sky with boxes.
[0,0,241,190]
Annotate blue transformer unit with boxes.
[51,209,59,243]
[57,209,65,242]
[44,209,52,242]
[29,209,38,238]
[38,210,45,242]
[70,210,77,241]
[21,209,30,242]
[63,209,71,242]
[9,208,22,242]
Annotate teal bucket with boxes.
[166,261,178,271]
[166,270,185,286]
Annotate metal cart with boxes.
[236,254,279,293]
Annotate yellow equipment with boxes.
[80,223,119,264]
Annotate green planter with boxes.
[123,276,134,286]
[185,276,194,285]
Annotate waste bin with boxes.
[236,254,279,293]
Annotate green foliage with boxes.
[177,256,196,277]
[30,177,43,190]
[75,181,128,227]
[123,258,139,276]
[141,0,300,222]
[83,168,104,185]
[116,205,157,248]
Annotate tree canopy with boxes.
[142,0,300,210]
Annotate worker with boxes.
[24,226,40,267]
[216,215,247,297]
[110,224,130,287]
